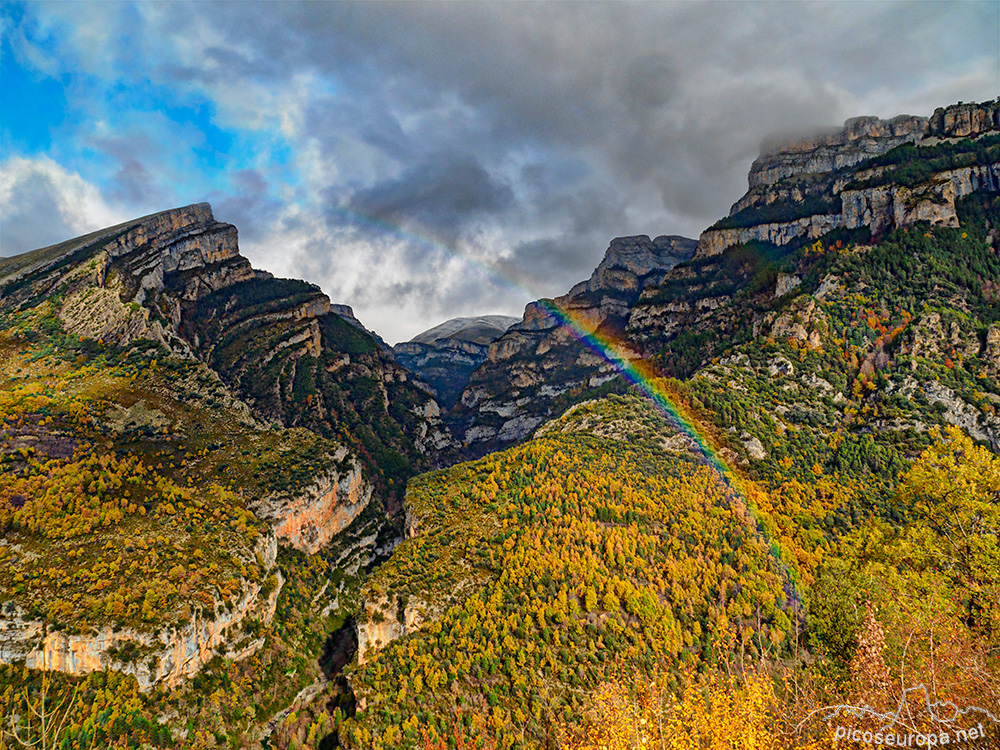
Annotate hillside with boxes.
[0,204,445,746]
[343,395,999,748]
[339,187,1000,749]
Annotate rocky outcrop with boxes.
[984,325,1000,368]
[902,312,982,362]
[355,591,434,665]
[103,203,251,307]
[756,296,828,349]
[252,448,374,555]
[696,101,1000,258]
[749,115,928,188]
[922,381,1000,449]
[840,163,1000,234]
[569,235,697,296]
[774,273,802,299]
[2,204,253,351]
[696,214,841,257]
[0,534,281,691]
[928,100,1000,139]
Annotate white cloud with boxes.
[0,156,128,256]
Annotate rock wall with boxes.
[696,214,842,257]
[840,163,1000,234]
[746,101,998,189]
[696,101,1000,258]
[355,591,435,666]
[696,163,1000,257]
[929,100,1000,139]
[443,233,695,458]
[748,114,929,188]
[577,235,696,295]
[0,533,281,691]
[252,447,374,555]
[33,204,254,349]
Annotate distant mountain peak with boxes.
[395,315,520,407]
[407,315,520,346]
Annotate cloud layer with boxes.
[2,1,997,342]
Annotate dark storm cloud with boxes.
[6,0,997,340]
[348,154,515,237]
[171,0,995,236]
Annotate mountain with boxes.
[393,315,519,406]
[439,100,1000,461]
[0,203,448,703]
[444,234,696,457]
[2,99,999,750]
[407,315,520,346]
[340,101,1000,748]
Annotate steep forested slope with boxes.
[339,190,1000,747]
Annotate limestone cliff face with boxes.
[985,325,1000,370]
[0,534,281,691]
[840,163,1000,234]
[696,101,1000,258]
[355,496,439,664]
[571,235,697,296]
[355,591,434,666]
[3,204,253,350]
[252,448,374,555]
[748,114,929,188]
[696,214,842,258]
[696,162,1000,257]
[101,203,251,309]
[929,100,1000,139]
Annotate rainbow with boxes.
[336,205,801,611]
[538,298,802,612]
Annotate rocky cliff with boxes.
[748,114,929,188]
[6,202,451,497]
[252,446,374,555]
[443,235,694,458]
[697,100,1000,257]
[839,163,1000,234]
[0,534,281,691]
[355,591,436,666]
[2,204,253,352]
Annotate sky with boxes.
[1,1,997,343]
